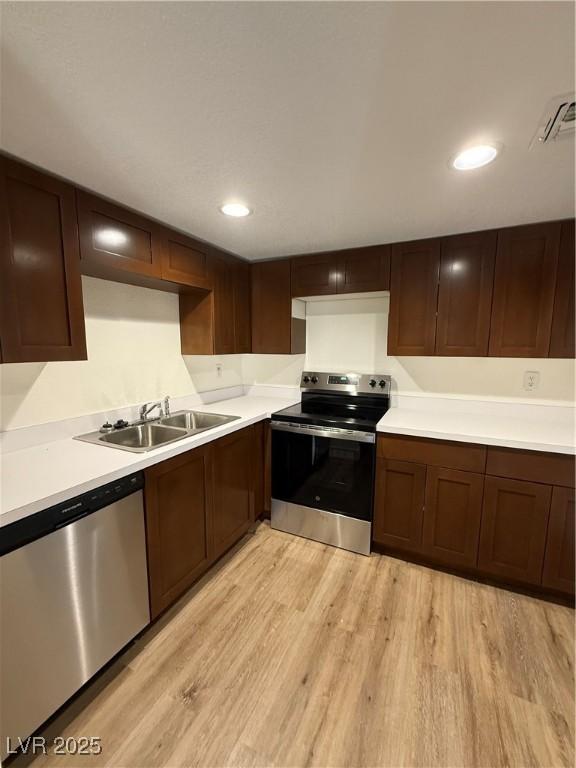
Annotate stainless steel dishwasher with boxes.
[0,472,150,759]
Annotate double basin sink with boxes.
[75,410,240,453]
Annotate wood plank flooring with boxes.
[25,522,574,768]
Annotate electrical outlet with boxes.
[216,363,223,378]
[523,370,540,391]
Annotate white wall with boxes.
[1,282,574,431]
[245,295,575,402]
[0,277,243,430]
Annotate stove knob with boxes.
[303,375,310,384]
[369,379,377,387]
[311,376,319,384]
[378,379,387,388]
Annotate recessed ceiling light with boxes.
[452,144,499,171]
[220,203,252,218]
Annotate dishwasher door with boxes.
[0,490,150,757]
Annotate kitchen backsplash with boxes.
[0,280,573,431]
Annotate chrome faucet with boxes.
[139,401,163,421]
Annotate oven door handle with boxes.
[270,421,375,444]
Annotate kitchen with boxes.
[0,2,575,767]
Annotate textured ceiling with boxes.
[1,1,574,259]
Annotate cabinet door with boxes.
[0,156,87,362]
[145,446,212,619]
[549,220,575,358]
[252,260,293,353]
[291,252,341,297]
[373,459,426,553]
[422,467,484,569]
[339,245,391,293]
[212,250,235,354]
[212,427,255,559]
[263,419,272,516]
[77,190,163,279]
[488,223,560,357]
[253,421,265,520]
[436,231,496,356]
[160,228,212,289]
[233,260,252,353]
[478,476,551,585]
[388,239,440,355]
[542,486,575,595]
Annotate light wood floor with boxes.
[25,521,574,768]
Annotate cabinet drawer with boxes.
[377,434,486,473]
[486,447,575,488]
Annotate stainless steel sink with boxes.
[75,410,240,452]
[160,410,238,431]
[98,423,188,452]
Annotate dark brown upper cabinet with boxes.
[488,223,560,357]
[339,245,391,293]
[435,231,496,356]
[160,228,212,290]
[549,220,575,358]
[388,239,440,356]
[77,190,163,281]
[290,245,390,297]
[233,259,252,353]
[252,259,304,354]
[0,156,87,363]
[179,250,250,355]
[291,252,341,297]
[212,249,236,355]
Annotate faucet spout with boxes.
[139,401,163,421]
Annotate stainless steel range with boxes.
[270,371,391,555]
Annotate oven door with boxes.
[271,422,375,521]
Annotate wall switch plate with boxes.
[523,370,540,391]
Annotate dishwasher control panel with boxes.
[0,472,144,557]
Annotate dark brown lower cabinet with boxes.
[263,420,272,517]
[374,434,574,599]
[542,486,575,595]
[373,459,426,553]
[478,476,551,586]
[145,445,213,619]
[145,424,262,619]
[253,421,265,520]
[212,427,255,561]
[422,467,484,569]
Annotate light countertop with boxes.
[377,405,575,455]
[3,390,574,529]
[1,395,299,528]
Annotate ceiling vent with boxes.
[531,93,575,147]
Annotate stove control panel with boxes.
[300,371,391,395]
